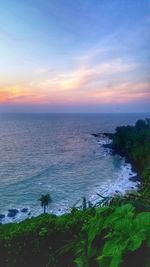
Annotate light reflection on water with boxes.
[0,113,147,222]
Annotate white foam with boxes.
[1,136,140,223]
[1,207,31,224]
[87,136,140,206]
[97,139,112,145]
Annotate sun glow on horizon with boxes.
[0,0,150,112]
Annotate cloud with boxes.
[0,43,148,108]
[0,85,49,104]
[34,68,49,73]
[0,86,21,103]
[33,58,137,92]
[1,79,149,107]
[92,81,150,103]
[75,34,117,64]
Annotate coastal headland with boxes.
[0,119,150,267]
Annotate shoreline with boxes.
[92,132,141,183]
[0,133,140,224]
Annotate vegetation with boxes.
[0,119,150,267]
[112,118,150,207]
[39,194,52,214]
[0,204,149,267]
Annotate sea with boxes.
[0,113,148,223]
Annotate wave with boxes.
[0,135,140,224]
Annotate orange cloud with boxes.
[0,86,21,103]
[0,53,149,108]
[0,80,149,106]
[0,86,46,104]
[92,82,150,103]
[32,59,137,93]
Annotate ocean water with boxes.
[0,113,148,223]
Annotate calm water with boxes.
[0,113,148,222]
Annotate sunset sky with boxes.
[0,0,150,113]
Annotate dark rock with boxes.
[8,209,19,218]
[0,214,5,220]
[129,176,139,182]
[21,208,28,213]
[8,208,19,213]
[103,143,113,149]
[91,133,101,137]
[103,133,114,138]
[92,132,114,139]
[115,190,120,193]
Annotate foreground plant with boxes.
[75,204,150,267]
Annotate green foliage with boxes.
[112,118,150,204]
[0,205,150,267]
[0,119,150,267]
[75,205,150,267]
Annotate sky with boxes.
[0,0,150,113]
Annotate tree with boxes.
[135,119,146,130]
[39,194,52,214]
[82,197,87,210]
